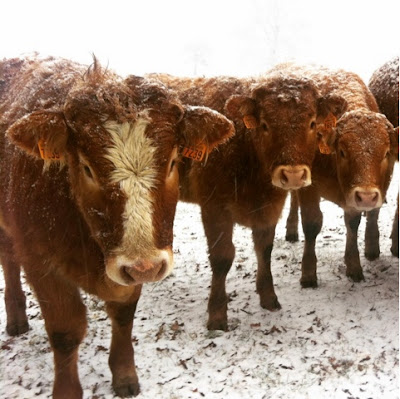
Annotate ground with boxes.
[0,166,398,399]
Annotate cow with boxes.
[369,56,399,257]
[151,70,346,331]
[281,64,398,288]
[0,55,234,398]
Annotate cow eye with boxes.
[169,159,177,174]
[167,147,179,178]
[82,164,94,179]
[310,121,316,130]
[339,149,346,159]
[260,121,269,133]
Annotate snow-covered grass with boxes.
[1,165,398,399]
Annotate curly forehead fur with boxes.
[337,110,392,136]
[64,59,183,125]
[253,74,318,103]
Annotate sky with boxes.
[1,0,399,82]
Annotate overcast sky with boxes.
[1,0,399,81]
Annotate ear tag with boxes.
[318,142,332,155]
[324,113,337,130]
[38,138,61,160]
[181,143,207,162]
[243,115,258,129]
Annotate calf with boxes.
[282,65,397,287]
[152,70,345,330]
[0,55,234,398]
[369,56,399,257]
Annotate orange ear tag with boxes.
[181,143,207,162]
[324,113,337,130]
[318,142,332,155]
[243,115,258,129]
[38,138,62,160]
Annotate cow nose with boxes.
[272,165,311,190]
[121,259,168,285]
[354,188,381,210]
[106,251,173,286]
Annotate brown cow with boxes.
[151,70,346,331]
[369,56,399,257]
[0,55,234,398]
[281,64,398,287]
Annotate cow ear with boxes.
[7,111,68,161]
[178,106,235,156]
[316,127,337,155]
[225,95,258,129]
[315,95,347,155]
[316,94,347,123]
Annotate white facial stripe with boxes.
[104,118,158,258]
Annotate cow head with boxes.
[320,110,397,211]
[225,76,347,190]
[7,62,234,286]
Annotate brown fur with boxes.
[281,65,397,287]
[369,56,399,257]
[152,68,346,331]
[0,55,234,398]
[369,56,399,127]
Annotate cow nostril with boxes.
[121,266,135,284]
[280,171,289,186]
[156,260,168,280]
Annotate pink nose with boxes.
[272,165,311,190]
[354,189,380,209]
[121,259,168,285]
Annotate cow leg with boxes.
[365,208,380,260]
[344,211,364,282]
[0,231,28,335]
[25,269,86,399]
[106,286,142,397]
[285,191,299,242]
[253,225,281,310]
[391,196,399,257]
[298,189,322,288]
[202,206,235,331]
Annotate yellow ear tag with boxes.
[38,138,62,160]
[324,113,337,130]
[181,143,207,162]
[243,115,258,129]
[318,142,332,155]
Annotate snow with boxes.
[1,165,398,399]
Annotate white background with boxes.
[1,0,398,80]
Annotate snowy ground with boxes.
[1,165,398,399]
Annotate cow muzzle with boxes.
[106,250,173,286]
[272,165,311,190]
[347,187,382,211]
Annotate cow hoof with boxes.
[300,279,318,289]
[260,297,281,311]
[285,233,299,243]
[207,319,228,332]
[113,378,140,397]
[364,250,380,261]
[6,321,29,336]
[347,270,365,283]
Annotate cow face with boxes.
[225,77,347,190]
[323,110,397,211]
[7,66,234,287]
